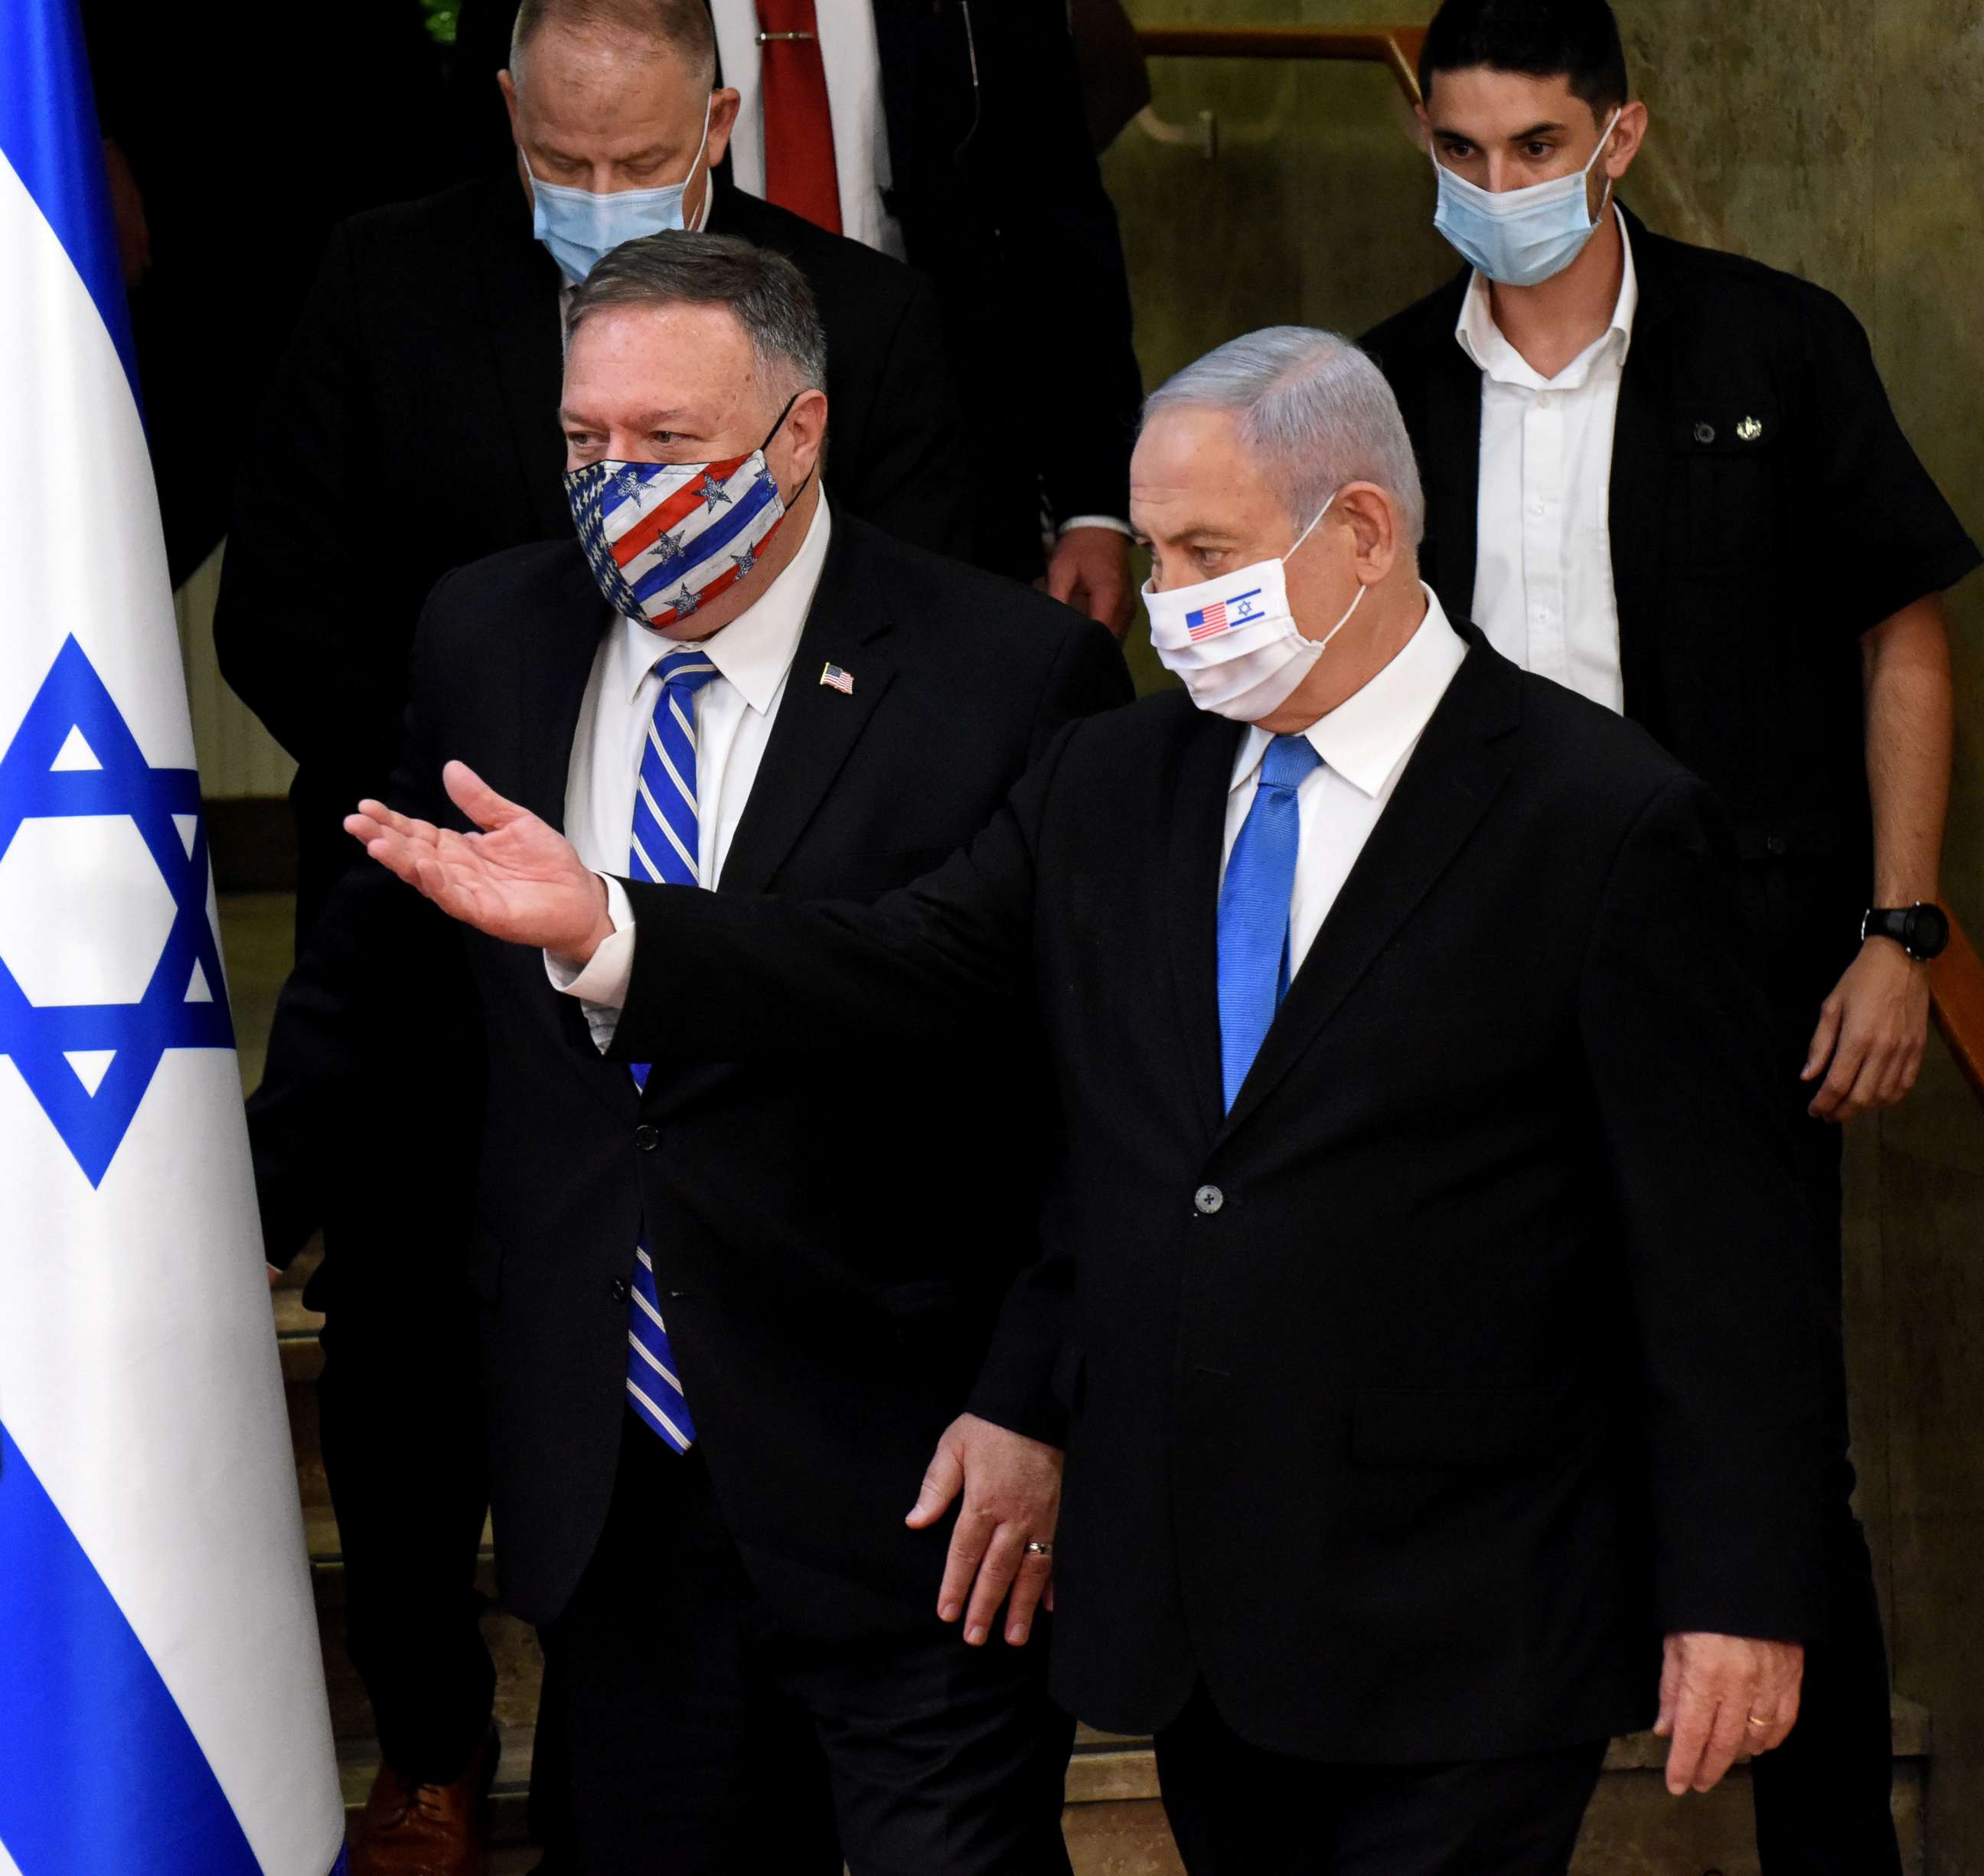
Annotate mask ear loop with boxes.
[755,389,818,509]
[1582,108,1623,226]
[1285,485,1369,654]
[1282,486,1339,566]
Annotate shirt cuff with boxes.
[544,873,635,1052]
[1056,514,1134,540]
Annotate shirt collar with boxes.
[1230,586,1469,801]
[1453,203,1639,390]
[620,492,832,713]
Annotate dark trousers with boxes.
[1750,1058,1901,1876]
[536,1415,1075,1876]
[1154,1688,1607,1876]
[315,1221,496,1785]
[301,836,499,1786]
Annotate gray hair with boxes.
[511,0,717,86]
[1142,327,1425,548]
[565,232,830,409]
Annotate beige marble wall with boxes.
[1108,4,1984,1867]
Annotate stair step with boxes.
[338,1710,1926,1876]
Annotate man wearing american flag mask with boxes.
[248,228,1128,1872]
[353,325,1837,1876]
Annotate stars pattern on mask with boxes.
[697,472,733,512]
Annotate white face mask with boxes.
[1431,108,1622,289]
[1144,491,1367,722]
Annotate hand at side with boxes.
[906,1413,1063,1647]
[1655,1631,1804,1795]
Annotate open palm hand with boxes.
[346,761,612,961]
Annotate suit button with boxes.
[1194,1184,1225,1215]
[635,1124,658,1151]
[1765,834,1788,856]
[1693,421,1717,445]
[609,1276,630,1303]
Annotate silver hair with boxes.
[1141,327,1425,548]
[564,232,829,409]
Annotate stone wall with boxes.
[1105,4,1984,1865]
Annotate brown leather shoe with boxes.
[351,1728,499,1876]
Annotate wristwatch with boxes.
[1861,902,1950,962]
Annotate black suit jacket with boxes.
[1362,207,1981,1013]
[249,514,1130,1634]
[606,627,1828,1759]
[447,0,1147,576]
[871,0,1143,571]
[214,171,972,936]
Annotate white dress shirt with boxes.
[547,495,834,1039]
[710,0,905,259]
[1219,587,1470,979]
[1458,205,1637,715]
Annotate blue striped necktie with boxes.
[1216,733,1323,1113]
[623,648,721,1450]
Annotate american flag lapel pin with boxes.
[820,662,854,695]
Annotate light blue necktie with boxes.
[623,648,721,1450]
[1216,733,1323,1113]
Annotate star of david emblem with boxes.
[697,473,733,512]
[0,637,233,1186]
[667,585,701,618]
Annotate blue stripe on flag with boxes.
[0,1419,264,1876]
[0,0,142,406]
[628,475,779,604]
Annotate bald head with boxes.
[511,0,716,88]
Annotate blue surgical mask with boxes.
[1431,109,1622,289]
[526,101,713,285]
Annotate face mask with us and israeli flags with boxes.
[565,393,814,631]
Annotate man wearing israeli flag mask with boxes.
[347,323,1832,1875]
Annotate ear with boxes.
[706,89,742,171]
[1413,99,1432,154]
[1603,100,1650,182]
[498,68,520,135]
[1334,484,1399,585]
[782,387,830,482]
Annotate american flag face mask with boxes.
[566,393,813,631]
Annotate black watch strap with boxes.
[1862,903,1950,962]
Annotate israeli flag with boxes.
[0,5,346,1872]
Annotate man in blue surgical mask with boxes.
[1363,5,1979,1873]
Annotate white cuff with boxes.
[1056,514,1134,540]
[544,874,635,1052]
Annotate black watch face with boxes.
[1907,904,1950,959]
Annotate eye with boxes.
[1522,140,1554,158]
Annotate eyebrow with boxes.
[1431,119,1568,142]
[557,407,700,429]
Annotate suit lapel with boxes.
[470,179,571,542]
[1608,205,1673,732]
[717,521,899,898]
[498,550,640,1120]
[1421,292,1484,613]
[510,554,610,835]
[1163,710,1245,1144]
[1214,636,1521,1147]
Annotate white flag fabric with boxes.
[0,3,346,1871]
